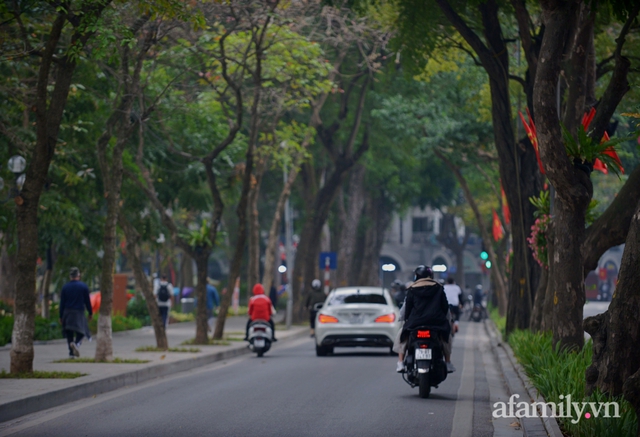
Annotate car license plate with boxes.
[415,348,432,360]
[254,338,265,348]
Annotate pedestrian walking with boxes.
[154,275,173,327]
[306,279,326,337]
[59,267,92,358]
[206,279,220,332]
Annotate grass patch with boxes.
[0,369,86,379]
[135,346,201,353]
[509,330,637,437]
[169,311,195,323]
[488,305,505,338]
[53,357,150,364]
[181,338,231,346]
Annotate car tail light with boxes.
[417,330,431,338]
[374,313,396,323]
[318,314,339,324]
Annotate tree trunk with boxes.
[530,263,548,332]
[336,165,366,287]
[40,245,54,319]
[437,212,469,290]
[435,150,508,316]
[292,162,356,321]
[194,253,210,344]
[584,200,640,431]
[0,239,16,304]
[540,222,555,332]
[119,215,168,349]
[356,195,393,286]
[262,163,301,291]
[247,160,267,290]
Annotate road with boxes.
[1,322,496,437]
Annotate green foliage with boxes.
[529,190,551,218]
[0,370,86,379]
[561,124,627,176]
[126,295,151,326]
[0,315,64,347]
[135,346,201,352]
[88,315,142,334]
[53,357,150,363]
[181,338,230,346]
[509,330,637,437]
[488,305,505,337]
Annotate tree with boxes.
[533,0,640,351]
[2,0,112,373]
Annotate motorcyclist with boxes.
[397,265,455,373]
[305,279,326,337]
[390,279,407,307]
[245,283,277,342]
[474,284,485,306]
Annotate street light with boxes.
[1,155,27,204]
[432,264,447,273]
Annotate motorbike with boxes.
[247,320,272,357]
[470,303,485,322]
[401,327,448,398]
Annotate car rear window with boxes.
[328,293,388,305]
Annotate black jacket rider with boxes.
[403,278,451,337]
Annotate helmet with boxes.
[476,284,483,290]
[311,279,322,290]
[391,279,403,289]
[414,265,433,280]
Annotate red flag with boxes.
[519,109,545,175]
[492,210,504,241]
[501,184,511,225]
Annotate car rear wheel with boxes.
[316,345,328,356]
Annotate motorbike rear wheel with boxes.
[418,373,431,398]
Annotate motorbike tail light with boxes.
[419,344,429,349]
[318,314,339,324]
[374,313,396,323]
[254,327,266,332]
[417,330,431,338]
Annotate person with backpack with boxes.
[154,275,173,327]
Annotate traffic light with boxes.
[480,251,489,260]
[485,260,492,269]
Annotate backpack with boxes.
[158,284,170,302]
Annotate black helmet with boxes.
[391,279,404,289]
[414,265,433,280]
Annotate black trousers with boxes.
[245,318,275,339]
[65,330,84,354]
[159,306,169,326]
[309,309,318,329]
[449,305,460,322]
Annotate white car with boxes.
[314,286,401,356]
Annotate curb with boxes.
[0,327,309,423]
[484,320,563,437]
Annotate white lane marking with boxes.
[450,326,476,437]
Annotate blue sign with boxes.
[319,252,337,270]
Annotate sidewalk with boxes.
[0,314,308,423]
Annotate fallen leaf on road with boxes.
[160,355,165,360]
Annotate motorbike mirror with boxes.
[313,302,324,311]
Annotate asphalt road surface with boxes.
[1,322,495,437]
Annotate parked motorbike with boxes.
[247,320,272,357]
[400,327,448,398]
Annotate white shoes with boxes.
[70,342,80,357]
[396,361,405,373]
[446,362,456,373]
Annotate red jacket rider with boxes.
[246,284,277,341]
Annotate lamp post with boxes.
[1,155,27,204]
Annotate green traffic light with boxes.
[485,260,492,269]
[480,251,488,260]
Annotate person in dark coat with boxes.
[401,265,455,373]
[305,279,326,337]
[59,267,92,358]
